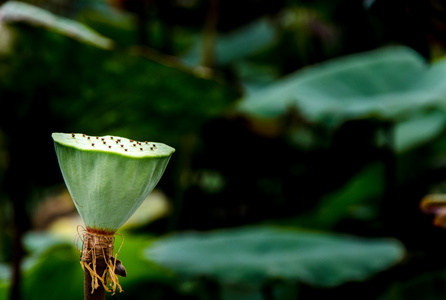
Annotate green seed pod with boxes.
[52,132,175,234]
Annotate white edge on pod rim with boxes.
[52,132,175,158]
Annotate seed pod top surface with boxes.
[52,132,174,158]
[52,132,175,234]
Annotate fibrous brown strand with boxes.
[80,230,124,296]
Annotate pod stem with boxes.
[80,231,123,299]
[84,260,106,300]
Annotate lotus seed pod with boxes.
[52,132,175,234]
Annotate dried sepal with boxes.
[420,194,446,228]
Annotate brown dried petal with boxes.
[420,194,446,214]
[111,257,127,277]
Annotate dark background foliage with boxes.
[2,0,446,299]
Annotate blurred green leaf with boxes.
[378,269,446,300]
[145,226,405,288]
[76,4,137,47]
[112,232,175,288]
[239,46,446,126]
[0,264,9,281]
[395,111,446,153]
[0,281,8,300]
[182,18,276,66]
[0,233,74,300]
[22,232,74,271]
[22,243,83,300]
[0,1,113,49]
[294,163,384,229]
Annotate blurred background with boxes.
[2,0,446,299]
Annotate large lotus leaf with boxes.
[239,46,446,125]
[145,226,404,288]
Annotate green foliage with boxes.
[239,46,446,125]
[0,1,113,50]
[0,232,176,300]
[394,111,446,153]
[2,1,446,300]
[289,163,385,229]
[145,226,404,289]
[183,18,276,66]
[0,2,239,146]
[23,244,83,300]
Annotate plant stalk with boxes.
[200,0,220,67]
[84,259,107,300]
